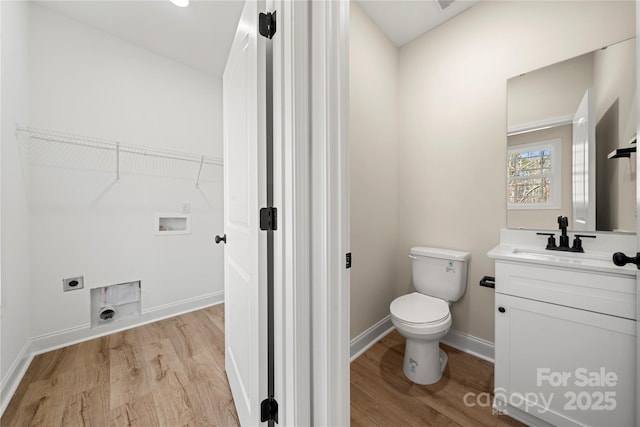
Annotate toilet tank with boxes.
[410,246,471,302]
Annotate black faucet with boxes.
[557,216,569,249]
[536,216,596,253]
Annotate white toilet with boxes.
[390,246,470,385]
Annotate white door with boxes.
[222,1,267,425]
[572,88,596,230]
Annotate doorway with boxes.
[0,0,240,416]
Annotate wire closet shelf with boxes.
[17,126,223,187]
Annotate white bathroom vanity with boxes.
[488,229,637,426]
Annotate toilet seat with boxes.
[390,292,450,325]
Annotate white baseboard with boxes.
[1,338,34,416]
[350,315,394,362]
[349,316,495,365]
[31,291,224,356]
[441,328,495,363]
[494,402,552,427]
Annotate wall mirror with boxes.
[507,37,637,233]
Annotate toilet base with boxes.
[402,339,448,385]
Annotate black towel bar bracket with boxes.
[479,276,495,289]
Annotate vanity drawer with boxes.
[495,261,636,320]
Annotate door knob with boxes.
[612,252,640,269]
[215,234,227,244]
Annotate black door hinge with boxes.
[261,397,278,423]
[346,252,352,269]
[260,207,278,231]
[259,11,277,39]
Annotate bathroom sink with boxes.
[511,248,609,262]
[510,247,619,270]
[487,244,636,276]
[487,229,638,276]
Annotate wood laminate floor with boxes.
[3,305,523,426]
[1,304,239,427]
[351,329,525,427]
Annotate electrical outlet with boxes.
[63,276,84,292]
[181,201,191,214]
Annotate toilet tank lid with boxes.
[410,246,471,261]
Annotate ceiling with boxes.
[356,0,479,46]
[35,0,477,79]
[35,0,244,78]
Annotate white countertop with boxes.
[488,229,638,277]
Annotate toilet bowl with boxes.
[389,246,470,385]
[390,292,452,384]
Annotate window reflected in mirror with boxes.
[507,139,560,209]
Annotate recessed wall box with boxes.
[155,213,191,235]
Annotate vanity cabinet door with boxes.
[494,293,635,427]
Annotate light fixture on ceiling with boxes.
[436,0,455,11]
[170,0,189,7]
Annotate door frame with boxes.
[308,1,350,425]
[272,0,350,425]
[635,5,640,426]
[271,0,311,424]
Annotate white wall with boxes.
[0,0,32,412]
[27,5,223,345]
[349,2,398,339]
[397,0,635,342]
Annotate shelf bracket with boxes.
[116,142,120,181]
[195,155,205,188]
